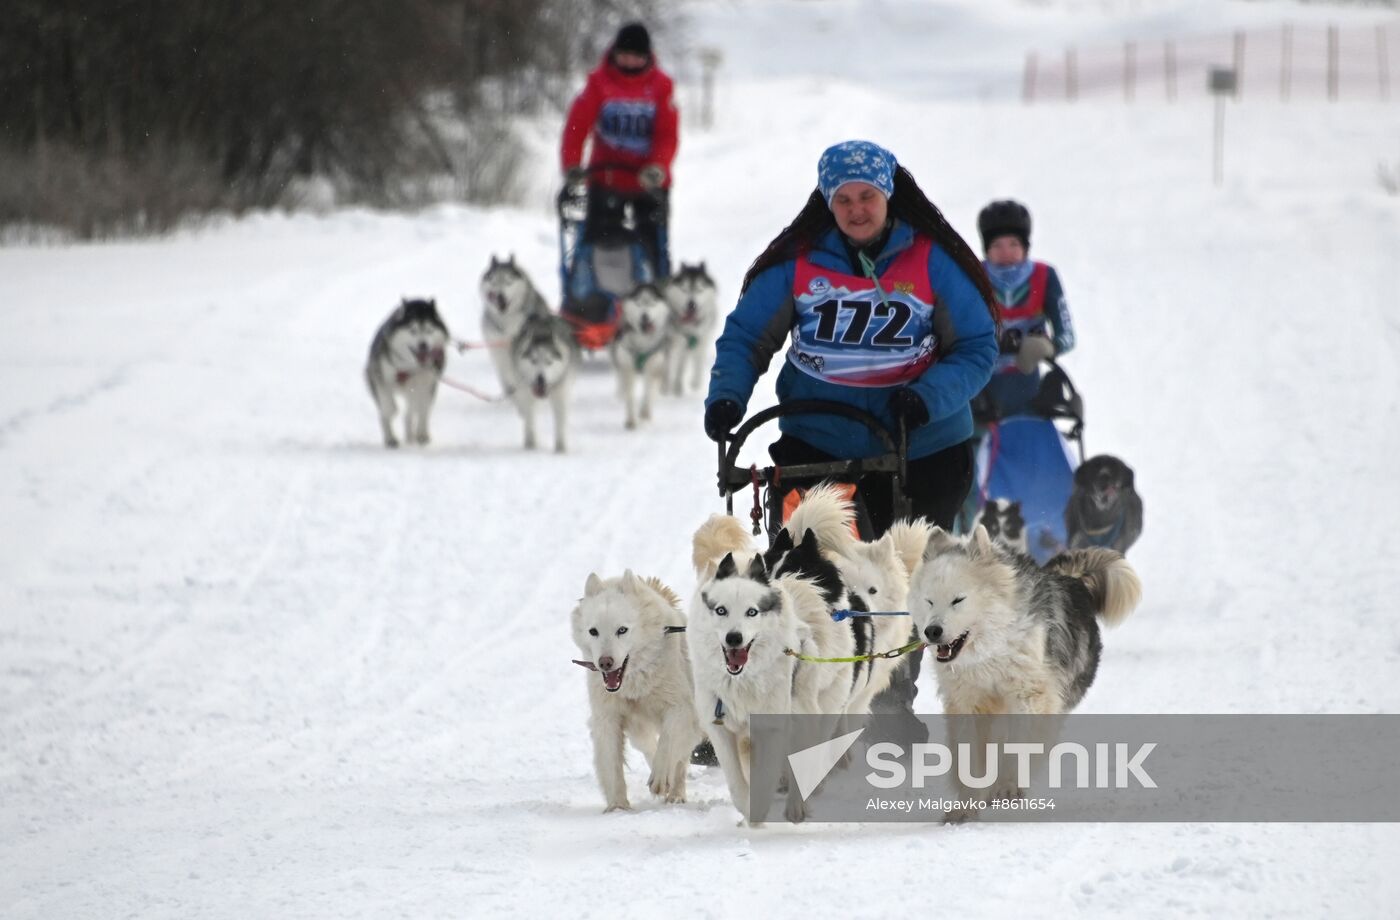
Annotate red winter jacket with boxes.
[560,51,678,195]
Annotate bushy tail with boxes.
[691,514,755,581]
[785,481,857,554]
[884,518,933,576]
[1046,548,1141,627]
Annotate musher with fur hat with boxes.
[972,199,1075,420]
[561,22,678,275]
[704,139,1000,538]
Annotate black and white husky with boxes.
[610,284,672,430]
[364,297,449,448]
[479,256,576,451]
[688,514,856,824]
[974,498,1029,556]
[571,571,703,812]
[908,525,1142,816]
[662,262,718,395]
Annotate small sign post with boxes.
[1209,67,1238,187]
[699,48,723,130]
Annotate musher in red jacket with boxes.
[560,22,678,276]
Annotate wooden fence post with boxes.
[1378,25,1390,102]
[1024,51,1038,104]
[1281,23,1292,102]
[1232,30,1246,100]
[1165,41,1177,102]
[1066,48,1078,102]
[1125,41,1136,103]
[1328,24,1339,101]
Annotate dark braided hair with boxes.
[740,165,1001,333]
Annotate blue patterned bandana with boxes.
[818,140,897,207]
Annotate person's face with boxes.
[986,236,1027,266]
[830,182,888,246]
[613,51,649,70]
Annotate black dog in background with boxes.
[1064,455,1143,554]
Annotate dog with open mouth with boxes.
[907,525,1142,819]
[688,514,856,824]
[661,262,719,395]
[1065,454,1144,555]
[571,570,703,812]
[364,297,449,448]
[610,283,673,430]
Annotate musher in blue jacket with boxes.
[703,140,1000,536]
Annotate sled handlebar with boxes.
[716,400,909,521]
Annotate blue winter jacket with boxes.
[706,221,998,460]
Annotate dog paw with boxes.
[384,438,400,449]
[625,418,637,430]
[603,801,632,813]
[554,442,567,454]
[784,793,808,825]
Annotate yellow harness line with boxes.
[783,639,927,664]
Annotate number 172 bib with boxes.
[787,236,939,387]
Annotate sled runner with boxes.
[967,359,1086,563]
[715,400,910,546]
[557,165,669,351]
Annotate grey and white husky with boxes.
[610,284,672,430]
[478,256,576,451]
[907,525,1142,816]
[662,262,718,395]
[510,312,578,452]
[364,297,449,448]
[571,571,704,812]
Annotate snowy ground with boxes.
[4,1,1400,917]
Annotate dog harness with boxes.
[787,236,939,387]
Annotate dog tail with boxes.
[1046,548,1142,627]
[691,514,755,580]
[785,481,857,553]
[884,518,932,576]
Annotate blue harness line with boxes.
[829,609,910,622]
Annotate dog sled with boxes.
[965,359,1086,564]
[715,400,911,545]
[557,165,669,351]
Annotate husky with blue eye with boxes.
[687,514,855,824]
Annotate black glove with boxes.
[704,399,742,442]
[889,388,930,430]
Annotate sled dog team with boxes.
[364,257,719,451]
[571,484,1142,824]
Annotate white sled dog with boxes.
[479,256,577,451]
[364,297,449,448]
[907,525,1142,817]
[610,283,672,429]
[662,263,718,395]
[689,514,855,824]
[765,483,929,719]
[571,570,703,812]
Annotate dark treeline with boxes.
[0,0,670,238]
